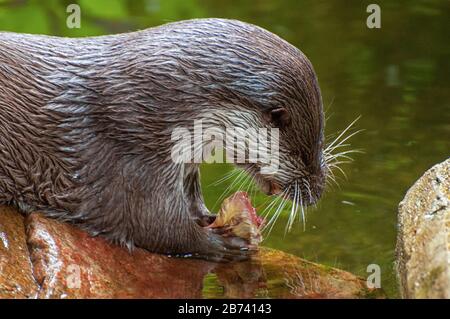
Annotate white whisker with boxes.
[263,190,289,238]
[324,116,361,153]
[285,182,298,234]
[299,191,306,232]
[208,168,239,186]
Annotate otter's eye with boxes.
[290,150,308,163]
[301,152,309,165]
[268,107,291,128]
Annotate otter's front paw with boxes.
[194,214,217,227]
[196,228,257,263]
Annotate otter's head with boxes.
[149,19,326,206]
[241,37,326,206]
[179,19,326,206]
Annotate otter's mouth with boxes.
[241,164,319,206]
[239,164,283,196]
[259,178,283,196]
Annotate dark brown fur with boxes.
[0,19,325,260]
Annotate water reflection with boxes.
[200,248,379,298]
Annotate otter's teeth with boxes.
[269,182,282,195]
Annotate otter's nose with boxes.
[308,172,326,205]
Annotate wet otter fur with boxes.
[0,18,325,261]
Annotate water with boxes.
[1,0,449,298]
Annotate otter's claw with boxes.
[197,229,257,262]
[194,214,217,227]
[210,225,233,236]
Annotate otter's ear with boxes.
[266,107,291,127]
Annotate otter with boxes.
[0,18,326,261]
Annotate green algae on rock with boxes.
[209,247,383,298]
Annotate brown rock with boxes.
[0,201,382,299]
[396,158,450,298]
[25,213,213,298]
[25,211,380,298]
[0,206,38,298]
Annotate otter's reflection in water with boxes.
[204,248,382,299]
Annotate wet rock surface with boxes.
[0,206,38,298]
[396,158,450,298]
[0,205,382,299]
[26,212,211,298]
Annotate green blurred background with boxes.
[1,0,449,297]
